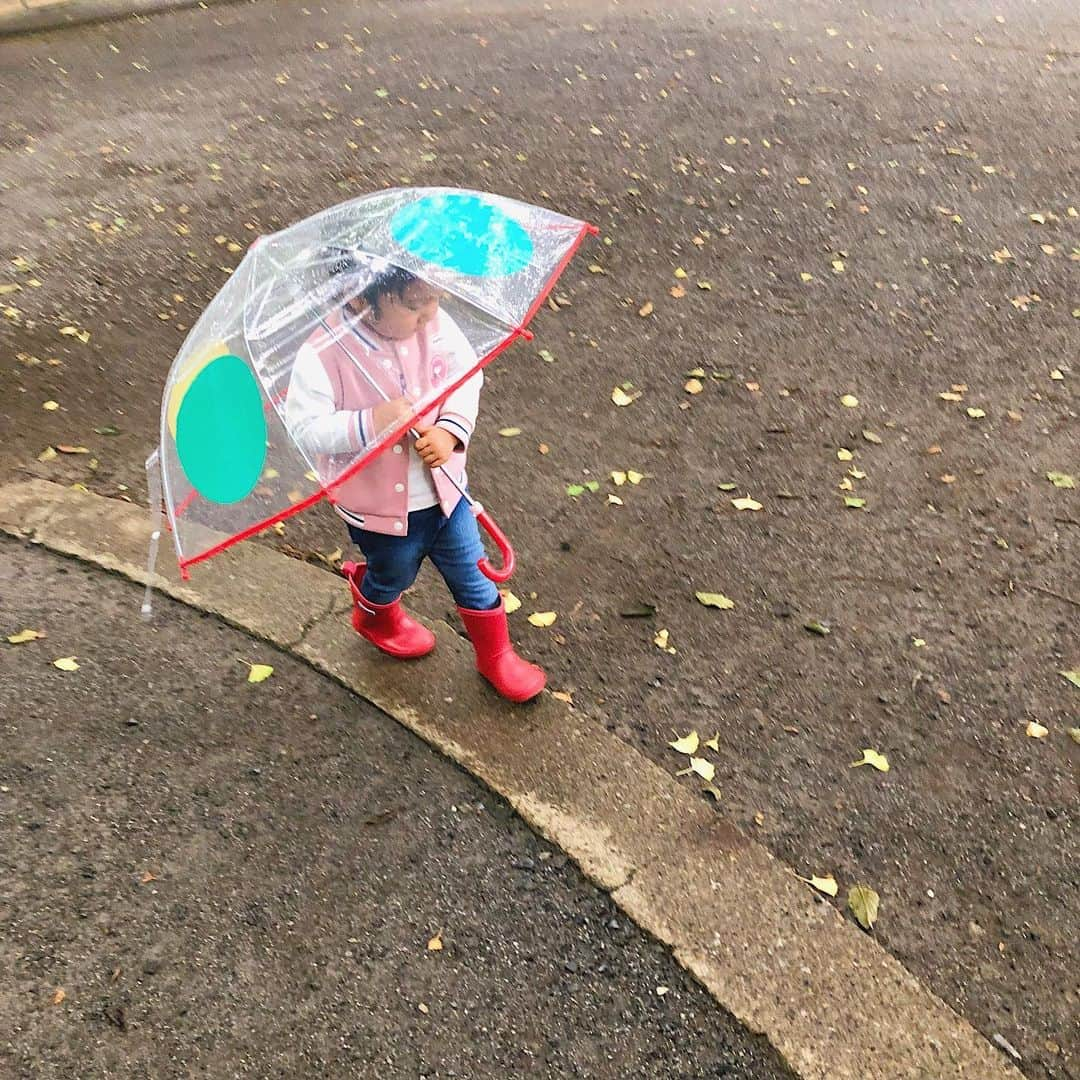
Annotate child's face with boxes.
[362,280,445,340]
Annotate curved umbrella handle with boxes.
[474,505,516,583]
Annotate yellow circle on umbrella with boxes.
[166,340,230,439]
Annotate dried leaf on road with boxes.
[653,628,676,653]
[840,394,859,408]
[528,611,557,628]
[798,874,839,897]
[731,496,763,511]
[501,590,522,614]
[848,884,880,930]
[861,430,882,444]
[638,301,654,317]
[684,377,704,394]
[498,427,522,437]
[7,628,45,644]
[611,385,640,407]
[668,730,700,755]
[52,988,66,1005]
[689,756,715,782]
[695,591,735,609]
[426,932,443,952]
[53,657,79,671]
[843,496,867,508]
[1025,721,1048,739]
[804,620,831,636]
[851,748,890,772]
[247,663,274,683]
[1058,669,1080,689]
[1046,471,1075,489]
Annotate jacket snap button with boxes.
[392,444,403,454]
[394,482,405,493]
[393,521,403,532]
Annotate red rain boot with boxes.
[342,561,435,660]
[458,600,546,703]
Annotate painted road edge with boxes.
[0,480,1024,1080]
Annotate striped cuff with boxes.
[435,413,472,448]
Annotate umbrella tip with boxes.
[586,223,600,236]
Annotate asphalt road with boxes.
[0,539,794,1078]
[1,1,1077,1076]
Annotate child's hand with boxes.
[371,396,415,434]
[414,424,459,469]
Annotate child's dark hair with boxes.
[326,247,416,314]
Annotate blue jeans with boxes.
[347,498,500,611]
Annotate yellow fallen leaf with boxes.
[607,493,624,505]
[669,730,700,755]
[840,394,859,408]
[1025,721,1048,739]
[669,285,686,299]
[611,470,627,486]
[862,430,883,444]
[796,176,811,186]
[611,386,638,407]
[653,628,676,653]
[638,301,654,317]
[704,733,720,752]
[528,611,557,628]
[939,391,963,402]
[837,448,854,461]
[53,657,79,671]
[1029,212,1046,224]
[247,663,274,683]
[7,628,45,644]
[498,427,522,437]
[1047,471,1075,489]
[1049,369,1064,380]
[832,259,845,273]
[850,748,889,772]
[848,884,880,930]
[427,932,443,952]
[501,590,521,614]
[695,592,735,610]
[43,400,60,411]
[800,272,814,283]
[551,690,574,705]
[798,874,839,898]
[966,407,986,419]
[673,267,687,279]
[838,477,854,492]
[52,988,66,1006]
[38,447,58,462]
[731,496,763,511]
[849,467,867,480]
[626,470,644,485]
[689,757,715,782]
[697,280,712,290]
[684,378,704,394]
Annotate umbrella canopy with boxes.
[149,188,594,580]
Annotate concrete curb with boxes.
[0,479,1024,1080]
[0,0,231,36]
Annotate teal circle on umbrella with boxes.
[390,193,533,277]
[175,353,267,504]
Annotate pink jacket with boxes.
[285,307,481,536]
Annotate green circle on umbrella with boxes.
[175,353,267,504]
